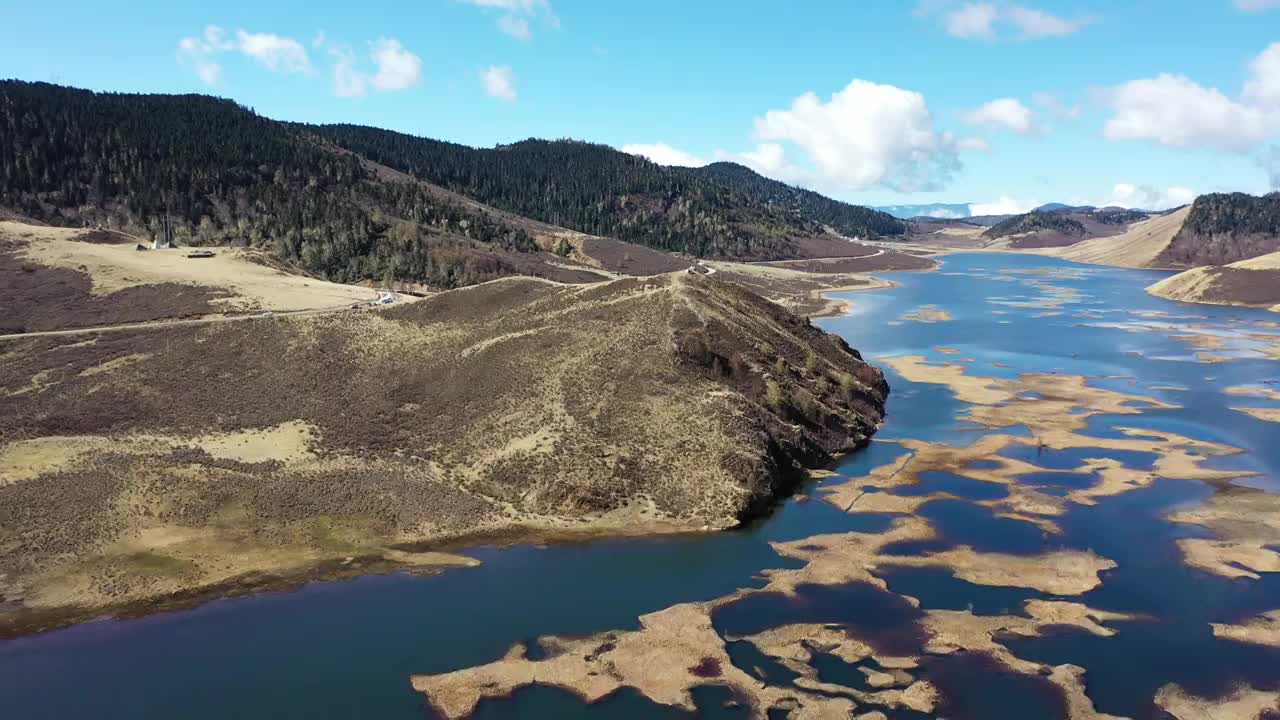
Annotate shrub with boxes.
[766,380,785,410]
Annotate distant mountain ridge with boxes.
[875,203,973,219]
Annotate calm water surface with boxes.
[2,253,1278,719]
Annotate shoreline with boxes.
[0,448,868,640]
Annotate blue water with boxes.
[2,253,1278,719]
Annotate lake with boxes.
[2,253,1278,719]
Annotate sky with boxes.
[3,0,1280,214]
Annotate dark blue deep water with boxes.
[2,254,1278,719]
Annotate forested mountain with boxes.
[0,81,535,287]
[1160,192,1280,267]
[983,211,1087,240]
[309,125,906,258]
[1,80,905,287]
[687,162,907,238]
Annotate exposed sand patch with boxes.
[1156,683,1280,720]
[1231,407,1280,423]
[1211,610,1280,649]
[411,602,876,720]
[902,305,953,323]
[1226,385,1280,401]
[1170,489,1280,580]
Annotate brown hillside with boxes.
[0,271,887,631]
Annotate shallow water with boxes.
[2,253,1278,719]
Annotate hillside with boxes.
[310,126,906,259]
[1147,251,1280,312]
[1046,206,1192,268]
[0,81,556,289]
[1158,192,1280,267]
[983,211,1088,244]
[0,271,888,631]
[0,221,388,334]
[0,81,904,292]
[690,162,907,238]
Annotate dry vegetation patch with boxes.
[0,271,887,630]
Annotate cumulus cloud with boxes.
[459,0,558,39]
[178,26,313,85]
[480,65,517,102]
[324,37,423,97]
[921,2,1091,40]
[1244,42,1280,109]
[234,31,312,74]
[1102,43,1280,158]
[621,142,708,167]
[751,79,962,192]
[964,97,1041,135]
[1099,183,1197,210]
[1102,74,1270,152]
[1235,0,1280,10]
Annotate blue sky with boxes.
[3,0,1279,212]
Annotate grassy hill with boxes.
[1147,250,1280,311]
[0,271,888,630]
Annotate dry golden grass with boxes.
[1,220,375,314]
[0,271,887,629]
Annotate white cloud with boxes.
[480,65,517,102]
[923,2,1090,40]
[497,15,531,40]
[1244,41,1280,109]
[1103,73,1269,152]
[944,3,999,38]
[178,34,223,86]
[1235,0,1280,10]
[970,196,1040,215]
[1103,43,1280,156]
[921,1,1090,39]
[368,38,422,91]
[964,97,1041,135]
[458,0,558,39]
[1099,183,1197,210]
[1005,5,1091,37]
[234,30,312,74]
[323,36,424,97]
[178,25,313,85]
[622,142,708,167]
[752,79,961,192]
